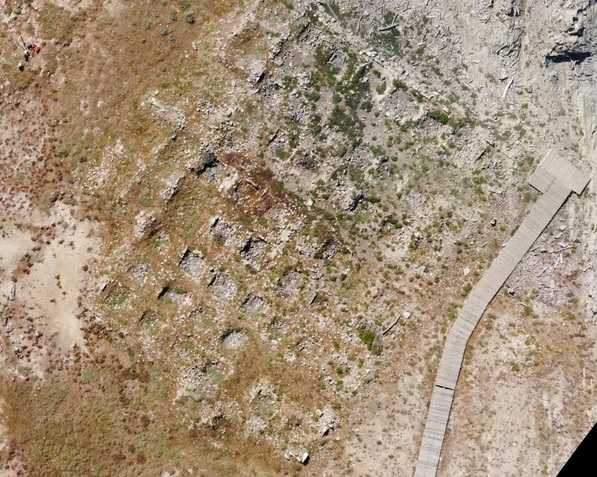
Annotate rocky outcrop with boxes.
[545,1,597,64]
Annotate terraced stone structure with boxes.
[414,153,590,477]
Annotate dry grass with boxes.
[0,2,298,475]
[2,366,283,477]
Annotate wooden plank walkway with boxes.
[413,155,589,477]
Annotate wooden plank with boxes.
[528,166,553,193]
[413,163,589,477]
[414,387,455,477]
[539,152,590,194]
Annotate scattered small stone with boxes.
[221,329,247,349]
[240,294,266,313]
[318,406,336,437]
[284,447,309,465]
[131,263,148,278]
[246,416,268,434]
[208,274,238,301]
[347,191,364,211]
[133,210,155,239]
[179,249,207,280]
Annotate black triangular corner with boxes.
[556,421,597,477]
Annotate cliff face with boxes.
[397,0,597,140]
[459,0,597,156]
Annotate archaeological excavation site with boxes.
[0,1,596,476]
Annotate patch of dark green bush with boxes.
[314,44,339,85]
[358,325,382,355]
[202,151,218,168]
[328,105,363,145]
[429,110,450,125]
[393,78,408,92]
[304,91,321,102]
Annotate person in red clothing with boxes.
[25,43,41,54]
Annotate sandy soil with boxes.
[0,199,97,475]
[0,202,97,370]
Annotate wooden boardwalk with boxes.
[414,154,590,477]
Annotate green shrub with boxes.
[202,151,218,168]
[393,78,408,91]
[369,145,384,156]
[360,100,373,112]
[304,91,321,102]
[358,325,382,355]
[108,290,127,307]
[429,110,450,125]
